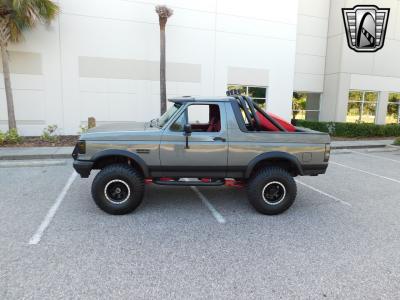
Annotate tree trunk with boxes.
[159,27,166,115]
[1,45,16,130]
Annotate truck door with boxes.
[160,102,228,177]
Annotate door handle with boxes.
[213,137,226,142]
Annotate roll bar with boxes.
[226,89,287,132]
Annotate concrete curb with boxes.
[0,153,72,160]
[0,147,74,161]
[331,144,391,150]
[331,139,394,150]
[0,159,67,167]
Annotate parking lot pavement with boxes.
[1,148,400,299]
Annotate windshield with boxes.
[156,103,182,128]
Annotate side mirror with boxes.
[183,123,191,149]
[184,123,192,135]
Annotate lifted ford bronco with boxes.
[72,92,330,215]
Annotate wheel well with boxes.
[93,155,145,177]
[251,158,300,177]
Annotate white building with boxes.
[0,0,399,135]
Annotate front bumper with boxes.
[73,160,93,178]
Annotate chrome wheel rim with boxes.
[262,181,286,205]
[104,179,131,204]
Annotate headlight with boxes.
[77,140,86,154]
[324,143,330,162]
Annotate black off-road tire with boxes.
[247,167,297,215]
[91,164,144,215]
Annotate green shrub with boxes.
[0,131,5,145]
[295,120,400,137]
[41,124,59,143]
[394,137,400,146]
[4,129,22,144]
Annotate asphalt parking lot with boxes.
[1,147,400,299]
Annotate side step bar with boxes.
[153,179,225,186]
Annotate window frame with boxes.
[292,92,321,121]
[386,92,400,124]
[347,90,379,123]
[168,103,222,133]
[227,84,268,110]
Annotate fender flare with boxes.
[245,151,303,178]
[91,149,149,177]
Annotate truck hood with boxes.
[80,121,161,141]
[86,122,148,133]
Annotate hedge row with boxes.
[294,120,400,137]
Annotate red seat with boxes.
[207,105,221,132]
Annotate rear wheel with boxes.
[91,164,144,215]
[247,167,297,215]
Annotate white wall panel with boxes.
[298,0,330,18]
[324,35,344,74]
[296,35,327,56]
[297,15,329,37]
[108,93,142,121]
[295,54,326,74]
[214,31,296,119]
[80,92,109,122]
[340,48,375,74]
[131,0,217,13]
[328,0,345,37]
[350,74,400,91]
[293,73,324,92]
[217,0,298,24]
[217,14,296,41]
[373,40,400,77]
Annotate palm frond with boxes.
[1,0,59,43]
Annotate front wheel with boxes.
[247,167,297,215]
[91,164,144,215]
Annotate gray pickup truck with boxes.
[73,93,330,215]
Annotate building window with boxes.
[386,93,400,124]
[346,90,378,123]
[227,85,267,110]
[292,92,320,121]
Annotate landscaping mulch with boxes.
[0,135,78,147]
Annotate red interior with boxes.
[190,105,221,132]
[207,105,221,132]
[188,103,294,133]
[191,124,209,131]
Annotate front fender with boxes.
[91,149,150,177]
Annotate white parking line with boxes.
[296,180,352,207]
[331,161,400,184]
[349,150,400,164]
[29,171,77,245]
[189,186,226,224]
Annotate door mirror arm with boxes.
[183,124,192,149]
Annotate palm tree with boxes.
[155,5,173,115]
[0,0,58,131]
